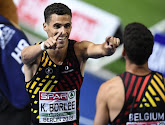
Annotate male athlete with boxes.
[21,3,120,125]
[94,22,165,125]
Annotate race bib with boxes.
[39,89,76,123]
[127,121,165,125]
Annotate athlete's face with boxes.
[43,14,72,46]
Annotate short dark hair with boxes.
[44,3,72,23]
[123,22,154,65]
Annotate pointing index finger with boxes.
[53,32,62,41]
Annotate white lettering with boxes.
[18,39,29,50]
[11,47,22,64]
[139,113,144,121]
[41,93,47,100]
[40,93,68,100]
[60,94,68,100]
[158,113,164,120]
[54,94,60,100]
[144,113,149,121]
[129,112,164,122]
[11,39,29,64]
[134,113,139,121]
[129,113,134,121]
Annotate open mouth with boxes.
[57,36,67,42]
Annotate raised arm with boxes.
[75,36,120,60]
[21,32,62,65]
[21,44,44,65]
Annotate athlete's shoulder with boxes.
[100,76,123,93]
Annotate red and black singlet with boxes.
[26,39,83,125]
[111,71,165,125]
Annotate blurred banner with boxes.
[14,0,121,44]
[149,33,165,77]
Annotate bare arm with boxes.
[94,83,109,125]
[94,77,124,125]
[75,36,120,60]
[21,32,62,65]
[21,44,44,65]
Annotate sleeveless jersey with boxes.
[26,40,83,125]
[111,71,165,125]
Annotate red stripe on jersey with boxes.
[133,77,142,96]
[125,72,130,87]
[58,82,64,90]
[126,75,136,101]
[64,74,73,85]
[136,74,151,102]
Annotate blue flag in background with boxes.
[149,33,165,77]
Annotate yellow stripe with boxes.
[37,115,39,119]
[39,83,43,86]
[51,75,55,79]
[34,87,40,94]
[34,101,38,104]
[42,79,46,82]
[33,110,38,113]
[36,42,41,45]
[48,85,55,92]
[144,103,150,107]
[155,97,160,101]
[140,103,143,108]
[42,55,49,67]
[54,80,58,84]
[42,51,46,62]
[39,68,42,71]
[48,61,52,66]
[42,80,52,91]
[156,73,163,79]
[142,98,147,102]
[32,95,35,98]
[30,81,37,89]
[154,75,164,90]
[26,81,31,89]
[151,79,165,102]
[145,91,157,107]
[36,77,40,81]
[45,75,49,78]
[148,85,156,96]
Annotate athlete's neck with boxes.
[47,46,68,65]
[125,59,151,76]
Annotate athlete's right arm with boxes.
[21,44,44,65]
[21,32,61,65]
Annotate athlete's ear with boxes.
[43,22,48,32]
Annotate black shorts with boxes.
[0,94,31,125]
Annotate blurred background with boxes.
[13,0,165,124]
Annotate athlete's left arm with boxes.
[75,36,120,60]
[94,83,109,125]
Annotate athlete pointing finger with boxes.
[21,3,120,125]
